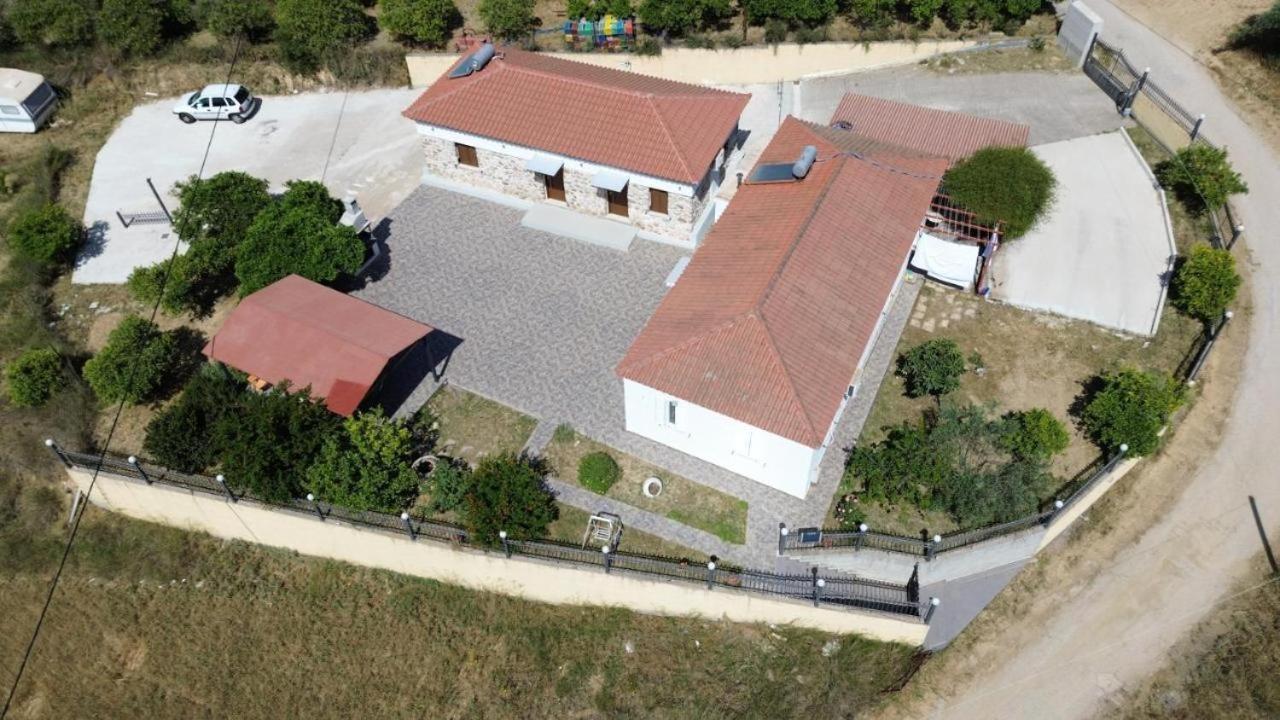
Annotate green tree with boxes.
[214,385,340,502]
[1081,368,1183,457]
[4,347,63,408]
[278,180,344,224]
[741,0,837,26]
[7,0,96,47]
[904,0,944,24]
[846,0,896,28]
[1230,1,1280,57]
[1000,408,1069,462]
[425,458,471,514]
[460,453,558,545]
[82,316,180,405]
[1172,245,1240,322]
[847,419,950,508]
[1155,144,1249,214]
[197,0,273,40]
[98,0,167,56]
[234,204,364,295]
[274,0,374,71]
[897,338,966,399]
[943,455,1051,527]
[7,203,81,267]
[304,408,421,512]
[378,0,462,47]
[171,171,272,259]
[637,0,732,34]
[143,365,244,472]
[477,0,534,40]
[943,146,1056,239]
[577,451,620,494]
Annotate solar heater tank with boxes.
[469,43,496,73]
[792,145,817,178]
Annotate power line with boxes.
[0,37,244,719]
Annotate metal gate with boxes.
[1083,38,1139,108]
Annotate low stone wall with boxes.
[67,468,928,645]
[405,39,977,89]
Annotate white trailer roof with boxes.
[0,68,47,104]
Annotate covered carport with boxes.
[990,131,1175,336]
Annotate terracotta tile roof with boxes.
[617,118,948,446]
[830,93,1030,163]
[203,275,433,416]
[403,48,749,185]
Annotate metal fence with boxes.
[780,449,1128,559]
[53,446,926,619]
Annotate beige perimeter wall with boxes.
[406,39,976,88]
[68,468,928,646]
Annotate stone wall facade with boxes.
[421,134,718,245]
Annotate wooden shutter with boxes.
[455,143,478,167]
[649,188,668,215]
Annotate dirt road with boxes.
[871,2,1280,718]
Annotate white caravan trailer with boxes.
[0,69,58,133]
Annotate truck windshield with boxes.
[188,91,201,106]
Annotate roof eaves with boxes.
[647,94,696,183]
[751,311,823,445]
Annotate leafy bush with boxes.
[1081,368,1183,457]
[793,24,827,44]
[847,0,896,28]
[379,0,462,47]
[82,316,180,405]
[275,0,374,71]
[425,458,471,514]
[8,0,96,47]
[637,0,732,35]
[634,36,662,54]
[5,347,63,408]
[904,0,943,25]
[98,0,168,56]
[1000,408,1069,461]
[1155,144,1249,214]
[197,0,274,41]
[477,0,535,40]
[172,171,272,252]
[943,147,1056,239]
[578,451,620,494]
[897,338,965,399]
[279,180,344,224]
[1230,1,1280,57]
[683,33,715,49]
[304,408,420,512]
[234,203,364,295]
[143,365,244,472]
[763,18,787,42]
[742,0,837,27]
[461,453,558,545]
[214,386,341,502]
[1172,245,1240,322]
[7,203,81,267]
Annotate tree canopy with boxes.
[5,347,64,408]
[234,203,364,296]
[477,0,536,40]
[1155,144,1249,214]
[275,0,375,71]
[6,203,81,268]
[1172,245,1240,323]
[460,453,558,545]
[943,146,1056,239]
[214,385,341,502]
[897,338,966,399]
[378,0,463,47]
[304,408,421,512]
[143,365,245,473]
[82,316,181,405]
[1081,368,1183,457]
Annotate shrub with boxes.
[1155,144,1249,214]
[477,0,535,40]
[793,25,827,44]
[304,408,421,512]
[763,18,787,42]
[637,0,733,35]
[279,180,344,224]
[1000,408,1069,461]
[197,0,274,41]
[143,365,244,472]
[8,0,96,47]
[98,0,168,56]
[214,386,341,502]
[460,453,558,545]
[82,316,180,405]
[275,0,374,71]
[847,0,896,28]
[683,33,714,49]
[379,0,462,47]
[1028,35,1046,52]
[5,347,63,408]
[904,0,944,25]
[1081,368,1183,457]
[943,456,1052,528]
[234,204,364,295]
[425,458,471,514]
[943,147,1056,239]
[7,204,81,266]
[898,338,965,399]
[1172,245,1240,322]
[1230,1,1280,57]
[634,36,662,54]
[578,451,620,494]
[742,0,837,27]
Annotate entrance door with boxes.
[607,186,628,216]
[544,169,565,201]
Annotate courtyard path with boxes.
[872,2,1280,717]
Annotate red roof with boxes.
[203,276,433,416]
[830,93,1030,164]
[403,48,749,185]
[617,118,948,446]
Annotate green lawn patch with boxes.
[421,385,537,466]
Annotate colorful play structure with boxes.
[563,15,636,50]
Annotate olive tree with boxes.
[1171,245,1240,322]
[82,316,180,405]
[378,0,462,47]
[1081,368,1183,457]
[897,338,966,399]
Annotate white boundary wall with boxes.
[1057,1,1103,68]
[67,468,927,645]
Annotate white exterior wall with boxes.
[416,123,735,248]
[623,379,820,498]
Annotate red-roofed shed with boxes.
[203,275,433,416]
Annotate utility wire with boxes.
[0,37,244,719]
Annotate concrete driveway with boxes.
[991,131,1175,336]
[73,88,423,284]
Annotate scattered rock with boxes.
[623,640,634,654]
[821,639,840,657]
[88,301,99,310]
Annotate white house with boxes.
[616,117,950,498]
[402,45,749,248]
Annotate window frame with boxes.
[455,143,479,167]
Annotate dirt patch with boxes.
[424,385,537,467]
[923,43,1075,74]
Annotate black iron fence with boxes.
[780,449,1128,559]
[52,445,926,620]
